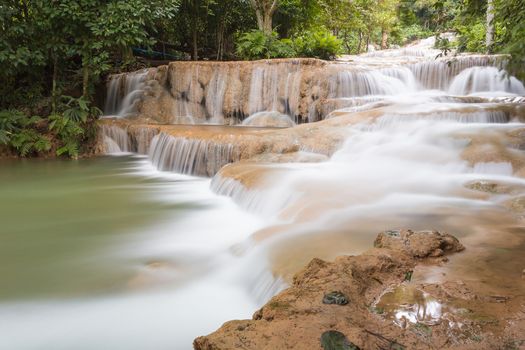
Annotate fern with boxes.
[0,130,10,145]
[58,95,102,123]
[236,30,296,60]
[9,129,50,157]
[34,137,52,153]
[1,97,98,158]
[49,113,84,158]
[293,29,342,60]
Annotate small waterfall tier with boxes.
[103,52,517,125]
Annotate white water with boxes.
[9,37,525,350]
[148,133,239,176]
[448,66,525,95]
[104,70,149,117]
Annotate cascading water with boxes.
[101,124,131,153]
[24,36,523,349]
[104,70,149,117]
[103,48,515,126]
[148,133,240,177]
[329,67,418,98]
[448,66,525,95]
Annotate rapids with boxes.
[3,37,525,349]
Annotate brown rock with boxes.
[193,230,475,350]
[373,229,465,258]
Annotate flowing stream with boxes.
[2,39,525,349]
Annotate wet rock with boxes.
[320,331,360,350]
[242,111,296,128]
[465,180,510,194]
[505,196,525,214]
[194,230,517,350]
[323,291,349,305]
[374,229,465,258]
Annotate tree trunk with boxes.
[262,12,273,34]
[189,0,199,60]
[82,52,90,100]
[192,25,198,60]
[217,20,225,61]
[357,31,362,54]
[486,0,494,53]
[52,54,58,114]
[381,29,388,50]
[251,0,278,35]
[121,46,133,62]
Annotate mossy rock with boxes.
[320,331,360,350]
[323,291,349,305]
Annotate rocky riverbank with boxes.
[194,229,524,350]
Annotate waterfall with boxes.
[206,69,228,123]
[211,173,296,216]
[103,51,520,125]
[247,63,300,115]
[148,133,240,177]
[101,124,131,153]
[329,67,417,98]
[130,127,160,155]
[448,66,525,95]
[374,110,510,128]
[104,70,149,117]
[410,55,504,90]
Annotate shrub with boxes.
[434,35,456,57]
[456,22,486,53]
[292,29,342,60]
[0,96,101,158]
[9,128,51,157]
[397,24,433,45]
[49,96,102,158]
[0,110,51,156]
[236,30,296,60]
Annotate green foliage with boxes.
[495,0,525,80]
[236,30,296,60]
[0,110,50,157]
[456,21,486,53]
[293,29,342,60]
[48,114,84,158]
[57,96,102,124]
[236,28,342,61]
[0,96,100,158]
[10,129,52,157]
[434,35,455,57]
[48,96,101,158]
[0,0,180,110]
[397,24,434,45]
